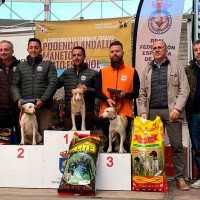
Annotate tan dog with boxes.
[100,107,128,153]
[140,151,151,175]
[20,103,42,145]
[71,88,86,131]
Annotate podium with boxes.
[0,131,131,190]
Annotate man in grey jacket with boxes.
[138,40,190,190]
[12,38,58,139]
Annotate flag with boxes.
[194,0,200,41]
[0,0,5,6]
[132,0,185,77]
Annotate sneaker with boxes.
[191,180,200,189]
[175,179,190,191]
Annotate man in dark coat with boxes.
[58,46,98,131]
[185,39,200,189]
[12,38,58,139]
[0,40,20,143]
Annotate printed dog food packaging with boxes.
[131,116,168,192]
[0,128,11,145]
[57,132,100,196]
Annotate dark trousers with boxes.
[149,108,186,179]
[0,107,20,144]
[64,113,95,131]
[188,114,200,180]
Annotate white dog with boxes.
[20,103,42,145]
[149,150,159,174]
[100,107,128,153]
[71,88,86,131]
[140,151,151,175]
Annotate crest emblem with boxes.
[37,66,42,71]
[59,151,69,174]
[81,75,86,81]
[121,75,127,81]
[148,0,172,34]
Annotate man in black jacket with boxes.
[58,46,98,131]
[12,38,58,139]
[0,40,20,143]
[185,39,200,188]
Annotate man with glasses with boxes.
[185,39,200,188]
[138,40,190,190]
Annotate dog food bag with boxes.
[0,128,11,145]
[57,132,100,196]
[131,116,168,192]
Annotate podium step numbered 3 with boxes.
[0,131,131,190]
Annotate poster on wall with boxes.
[35,17,132,76]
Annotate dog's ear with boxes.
[22,104,26,111]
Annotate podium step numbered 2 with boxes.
[0,131,131,190]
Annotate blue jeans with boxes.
[188,114,200,180]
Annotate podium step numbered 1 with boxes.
[0,131,131,190]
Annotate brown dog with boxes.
[100,107,128,153]
[20,103,42,145]
[71,88,86,131]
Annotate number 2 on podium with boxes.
[17,148,24,158]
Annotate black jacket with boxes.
[0,56,20,108]
[58,63,98,115]
[185,60,198,120]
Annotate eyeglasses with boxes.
[152,46,165,51]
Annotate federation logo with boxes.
[37,66,42,71]
[148,0,172,34]
[121,75,127,81]
[81,75,86,81]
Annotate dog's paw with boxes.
[107,148,112,153]
[32,142,36,145]
[119,148,127,154]
[81,128,86,131]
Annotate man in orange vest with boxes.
[96,40,140,152]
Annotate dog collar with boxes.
[110,116,117,120]
[24,112,32,115]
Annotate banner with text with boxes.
[35,17,132,76]
[134,0,185,77]
[194,0,200,41]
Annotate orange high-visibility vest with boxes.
[99,64,135,118]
